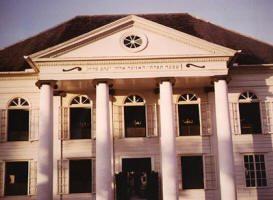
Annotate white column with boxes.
[53,96,61,200]
[37,83,54,200]
[96,82,113,200]
[214,79,236,200]
[159,80,178,200]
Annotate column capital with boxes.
[92,79,113,87]
[154,77,175,94]
[156,77,176,86]
[211,75,231,83]
[35,80,58,89]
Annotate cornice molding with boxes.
[36,56,229,67]
[0,75,38,80]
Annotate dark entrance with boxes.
[116,158,159,200]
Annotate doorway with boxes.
[116,157,158,200]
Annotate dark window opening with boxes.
[4,161,28,196]
[69,159,92,193]
[70,108,91,139]
[8,110,29,141]
[244,155,267,187]
[181,156,204,189]
[239,102,261,134]
[178,104,200,136]
[122,158,152,173]
[124,106,146,137]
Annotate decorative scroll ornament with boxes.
[62,67,82,72]
[186,63,205,68]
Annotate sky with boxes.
[0,0,273,49]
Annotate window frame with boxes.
[243,154,268,188]
[238,91,262,135]
[177,93,202,136]
[69,95,93,140]
[68,158,94,194]
[3,160,30,197]
[123,94,148,138]
[180,154,205,190]
[7,97,30,142]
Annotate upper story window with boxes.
[69,95,91,139]
[178,93,200,136]
[239,91,262,134]
[8,98,29,141]
[124,95,146,137]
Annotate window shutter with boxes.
[92,159,96,193]
[29,109,39,141]
[113,105,123,139]
[229,102,240,135]
[28,160,37,195]
[260,101,272,134]
[59,107,69,140]
[173,104,178,136]
[177,156,182,190]
[0,161,4,197]
[58,159,69,194]
[201,103,212,136]
[0,109,7,142]
[204,155,216,189]
[147,104,158,137]
[157,105,161,136]
[92,107,96,139]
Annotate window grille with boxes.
[244,154,267,187]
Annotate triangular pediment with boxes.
[30,15,236,60]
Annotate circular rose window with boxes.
[123,35,143,49]
[121,32,148,52]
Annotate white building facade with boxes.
[0,14,273,200]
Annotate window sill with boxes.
[242,186,271,189]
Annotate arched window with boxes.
[70,95,92,139]
[124,95,146,137]
[239,91,261,134]
[8,97,29,141]
[178,93,200,136]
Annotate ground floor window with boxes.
[69,159,92,193]
[244,154,267,187]
[181,156,204,189]
[4,161,28,196]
